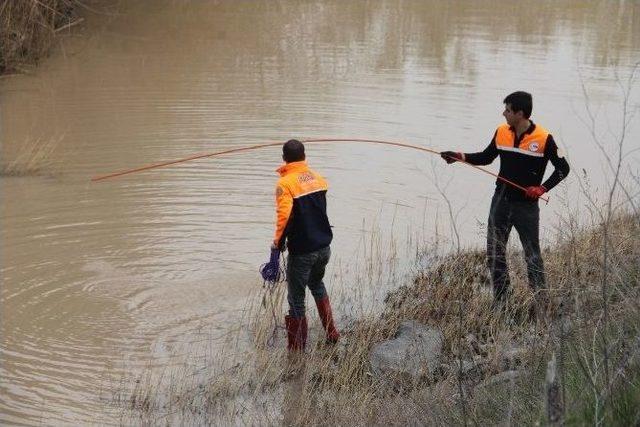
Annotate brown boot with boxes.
[315,296,340,343]
[285,315,307,351]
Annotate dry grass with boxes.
[0,134,62,176]
[117,64,640,426]
[0,0,82,74]
[116,211,640,425]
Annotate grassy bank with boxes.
[120,210,640,425]
[0,0,83,74]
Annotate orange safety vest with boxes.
[274,161,332,254]
[494,123,549,158]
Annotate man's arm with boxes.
[274,183,293,249]
[441,132,499,166]
[541,135,570,191]
[464,132,499,165]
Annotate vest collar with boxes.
[509,120,536,135]
[277,160,308,177]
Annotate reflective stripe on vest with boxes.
[495,123,549,158]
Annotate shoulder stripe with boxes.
[497,145,544,157]
[293,188,327,199]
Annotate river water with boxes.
[1,0,639,424]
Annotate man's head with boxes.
[502,91,532,127]
[282,139,305,163]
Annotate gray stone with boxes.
[369,321,443,382]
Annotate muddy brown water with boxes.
[1,0,639,424]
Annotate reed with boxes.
[0,134,61,176]
[0,0,80,73]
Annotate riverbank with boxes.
[1,0,84,74]
[123,211,640,425]
[1,1,93,176]
[2,1,638,423]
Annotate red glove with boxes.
[524,185,547,200]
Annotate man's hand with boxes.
[525,185,547,200]
[272,241,286,252]
[440,151,464,164]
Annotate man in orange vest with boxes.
[441,91,570,313]
[273,139,340,351]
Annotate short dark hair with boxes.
[503,91,533,119]
[283,139,305,162]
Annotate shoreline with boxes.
[121,211,640,425]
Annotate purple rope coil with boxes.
[260,247,284,285]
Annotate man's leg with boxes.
[512,201,547,318]
[487,192,513,305]
[512,201,545,290]
[307,247,339,343]
[307,246,330,301]
[286,252,314,350]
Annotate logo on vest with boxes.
[298,172,315,183]
[529,142,539,152]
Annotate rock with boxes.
[369,321,443,383]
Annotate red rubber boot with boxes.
[315,296,340,343]
[285,315,307,351]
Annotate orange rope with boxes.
[90,138,549,203]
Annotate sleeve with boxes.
[274,182,293,248]
[463,131,499,165]
[542,135,570,191]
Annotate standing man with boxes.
[440,91,570,314]
[273,139,340,351]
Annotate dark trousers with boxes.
[487,191,545,301]
[287,246,330,317]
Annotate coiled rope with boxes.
[259,250,287,347]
